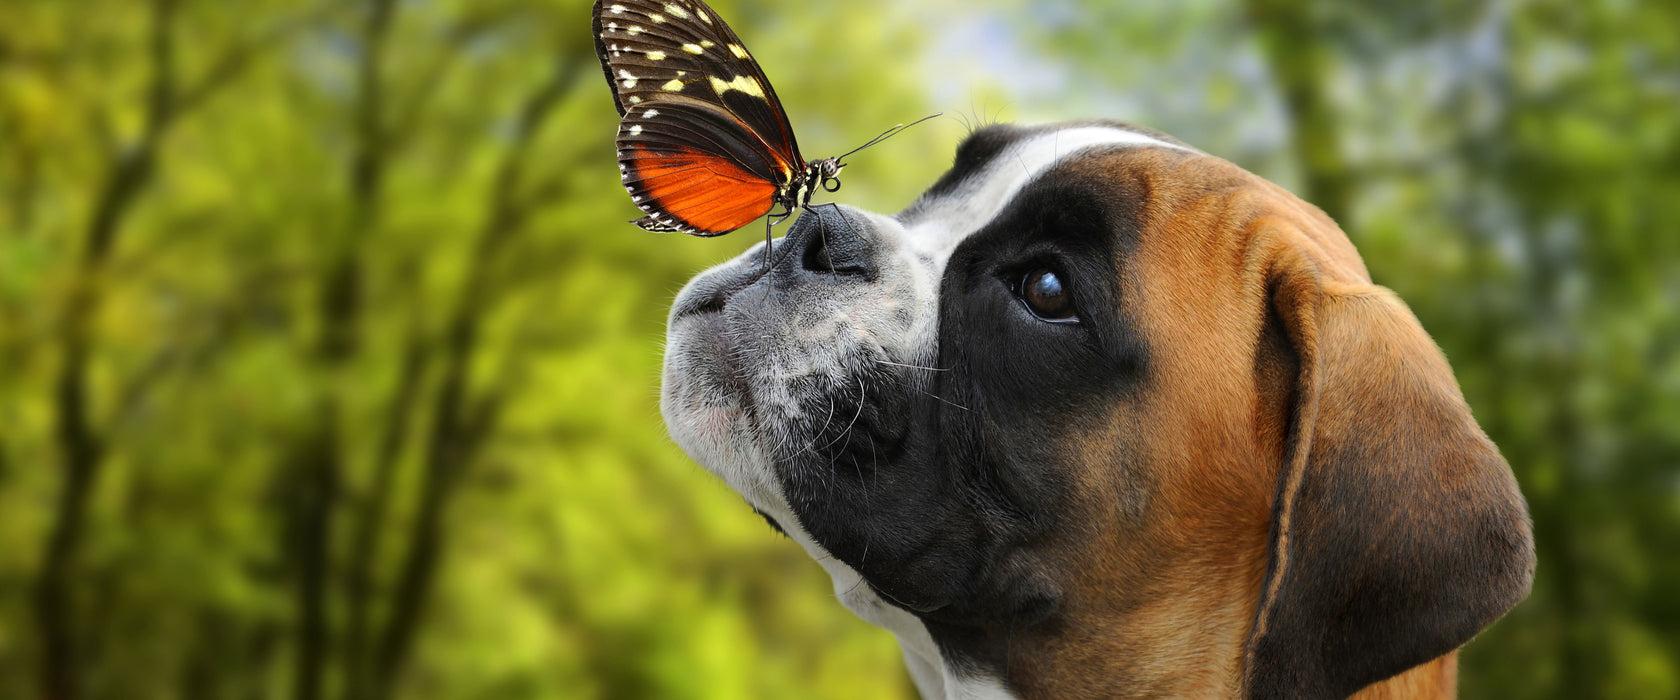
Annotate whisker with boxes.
[876,359,950,372]
[840,572,869,598]
[872,358,971,411]
[914,386,969,412]
[818,374,869,452]
[858,418,878,568]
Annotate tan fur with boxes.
[1351,657,1458,700]
[988,147,1480,698]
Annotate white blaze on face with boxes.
[884,126,1190,365]
[901,127,1187,262]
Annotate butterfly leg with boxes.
[762,205,794,297]
[809,201,863,244]
[762,214,773,279]
[806,202,838,281]
[808,201,867,280]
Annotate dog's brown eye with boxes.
[1020,268,1077,322]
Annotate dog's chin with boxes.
[660,262,783,514]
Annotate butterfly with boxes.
[590,0,931,256]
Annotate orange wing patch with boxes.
[622,144,778,235]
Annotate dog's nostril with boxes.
[801,229,839,273]
[695,292,726,315]
[676,273,756,319]
[796,212,872,276]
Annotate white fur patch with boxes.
[902,127,1186,258]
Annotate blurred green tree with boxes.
[1,0,944,698]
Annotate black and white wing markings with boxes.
[593,0,937,265]
[592,0,803,172]
[592,0,815,236]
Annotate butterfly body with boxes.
[592,0,838,237]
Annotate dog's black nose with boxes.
[782,205,876,280]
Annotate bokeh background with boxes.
[1,0,1676,698]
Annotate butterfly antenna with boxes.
[836,112,943,163]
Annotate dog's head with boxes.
[660,121,1533,698]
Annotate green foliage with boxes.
[0,0,938,697]
[2,0,1675,698]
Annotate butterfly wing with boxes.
[616,100,783,234]
[592,0,806,235]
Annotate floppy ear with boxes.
[1241,249,1535,700]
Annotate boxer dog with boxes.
[660,121,1534,699]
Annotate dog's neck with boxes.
[866,526,1457,699]
[1346,659,1460,700]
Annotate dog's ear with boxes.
[1241,244,1535,700]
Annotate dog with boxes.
[659,121,1535,699]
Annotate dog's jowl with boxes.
[660,121,1535,700]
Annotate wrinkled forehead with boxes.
[895,123,1192,262]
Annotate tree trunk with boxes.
[341,331,427,700]
[35,34,168,697]
[1244,0,1353,225]
[367,61,577,699]
[289,1,398,698]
